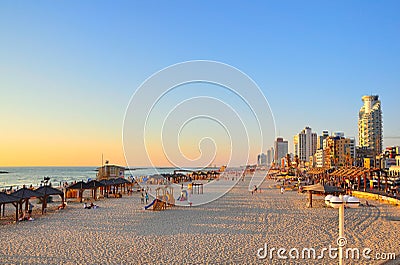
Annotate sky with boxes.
[0,1,399,166]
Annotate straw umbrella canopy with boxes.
[114,177,130,185]
[113,178,130,194]
[11,188,43,221]
[35,186,64,214]
[0,192,20,220]
[86,179,105,188]
[66,181,90,202]
[67,181,90,190]
[100,178,129,195]
[85,180,105,200]
[301,183,344,208]
[0,192,19,204]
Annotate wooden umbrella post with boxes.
[363,172,367,192]
[15,202,18,222]
[42,195,47,214]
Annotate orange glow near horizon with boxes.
[0,129,126,167]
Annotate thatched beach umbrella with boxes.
[66,181,90,202]
[114,177,130,185]
[11,188,43,221]
[0,192,20,221]
[301,183,344,208]
[35,186,64,214]
[100,178,127,196]
[86,180,105,200]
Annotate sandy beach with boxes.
[0,177,399,265]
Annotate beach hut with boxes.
[11,188,43,220]
[35,186,65,214]
[0,192,20,222]
[96,164,125,180]
[301,183,344,208]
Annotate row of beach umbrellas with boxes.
[0,186,64,222]
[66,178,131,190]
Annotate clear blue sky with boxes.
[1,1,399,166]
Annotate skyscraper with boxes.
[274,137,288,163]
[257,153,267,166]
[294,127,317,162]
[266,147,274,166]
[317,130,329,150]
[358,95,383,154]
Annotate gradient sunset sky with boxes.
[1,1,399,166]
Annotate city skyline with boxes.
[1,1,399,166]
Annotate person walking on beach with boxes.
[141,193,144,204]
[145,192,149,204]
[27,202,34,218]
[280,187,284,194]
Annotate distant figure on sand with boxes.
[141,193,144,204]
[28,202,34,216]
[280,187,284,194]
[145,192,149,204]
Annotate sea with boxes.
[0,167,194,190]
[0,166,220,190]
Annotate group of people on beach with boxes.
[83,202,98,209]
[140,190,149,204]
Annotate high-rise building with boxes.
[358,95,383,154]
[293,135,299,158]
[317,130,329,150]
[274,137,288,163]
[294,127,317,162]
[349,137,356,160]
[266,147,274,166]
[257,153,267,166]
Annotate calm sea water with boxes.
[0,167,185,190]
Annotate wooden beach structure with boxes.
[96,164,135,197]
[85,180,105,200]
[35,186,65,214]
[147,185,175,211]
[306,165,400,207]
[0,192,20,222]
[100,177,131,197]
[66,181,89,203]
[307,166,389,192]
[189,171,220,181]
[97,164,125,180]
[301,183,344,208]
[11,188,43,215]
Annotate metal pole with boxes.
[339,203,345,265]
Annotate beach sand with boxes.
[0,177,399,264]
